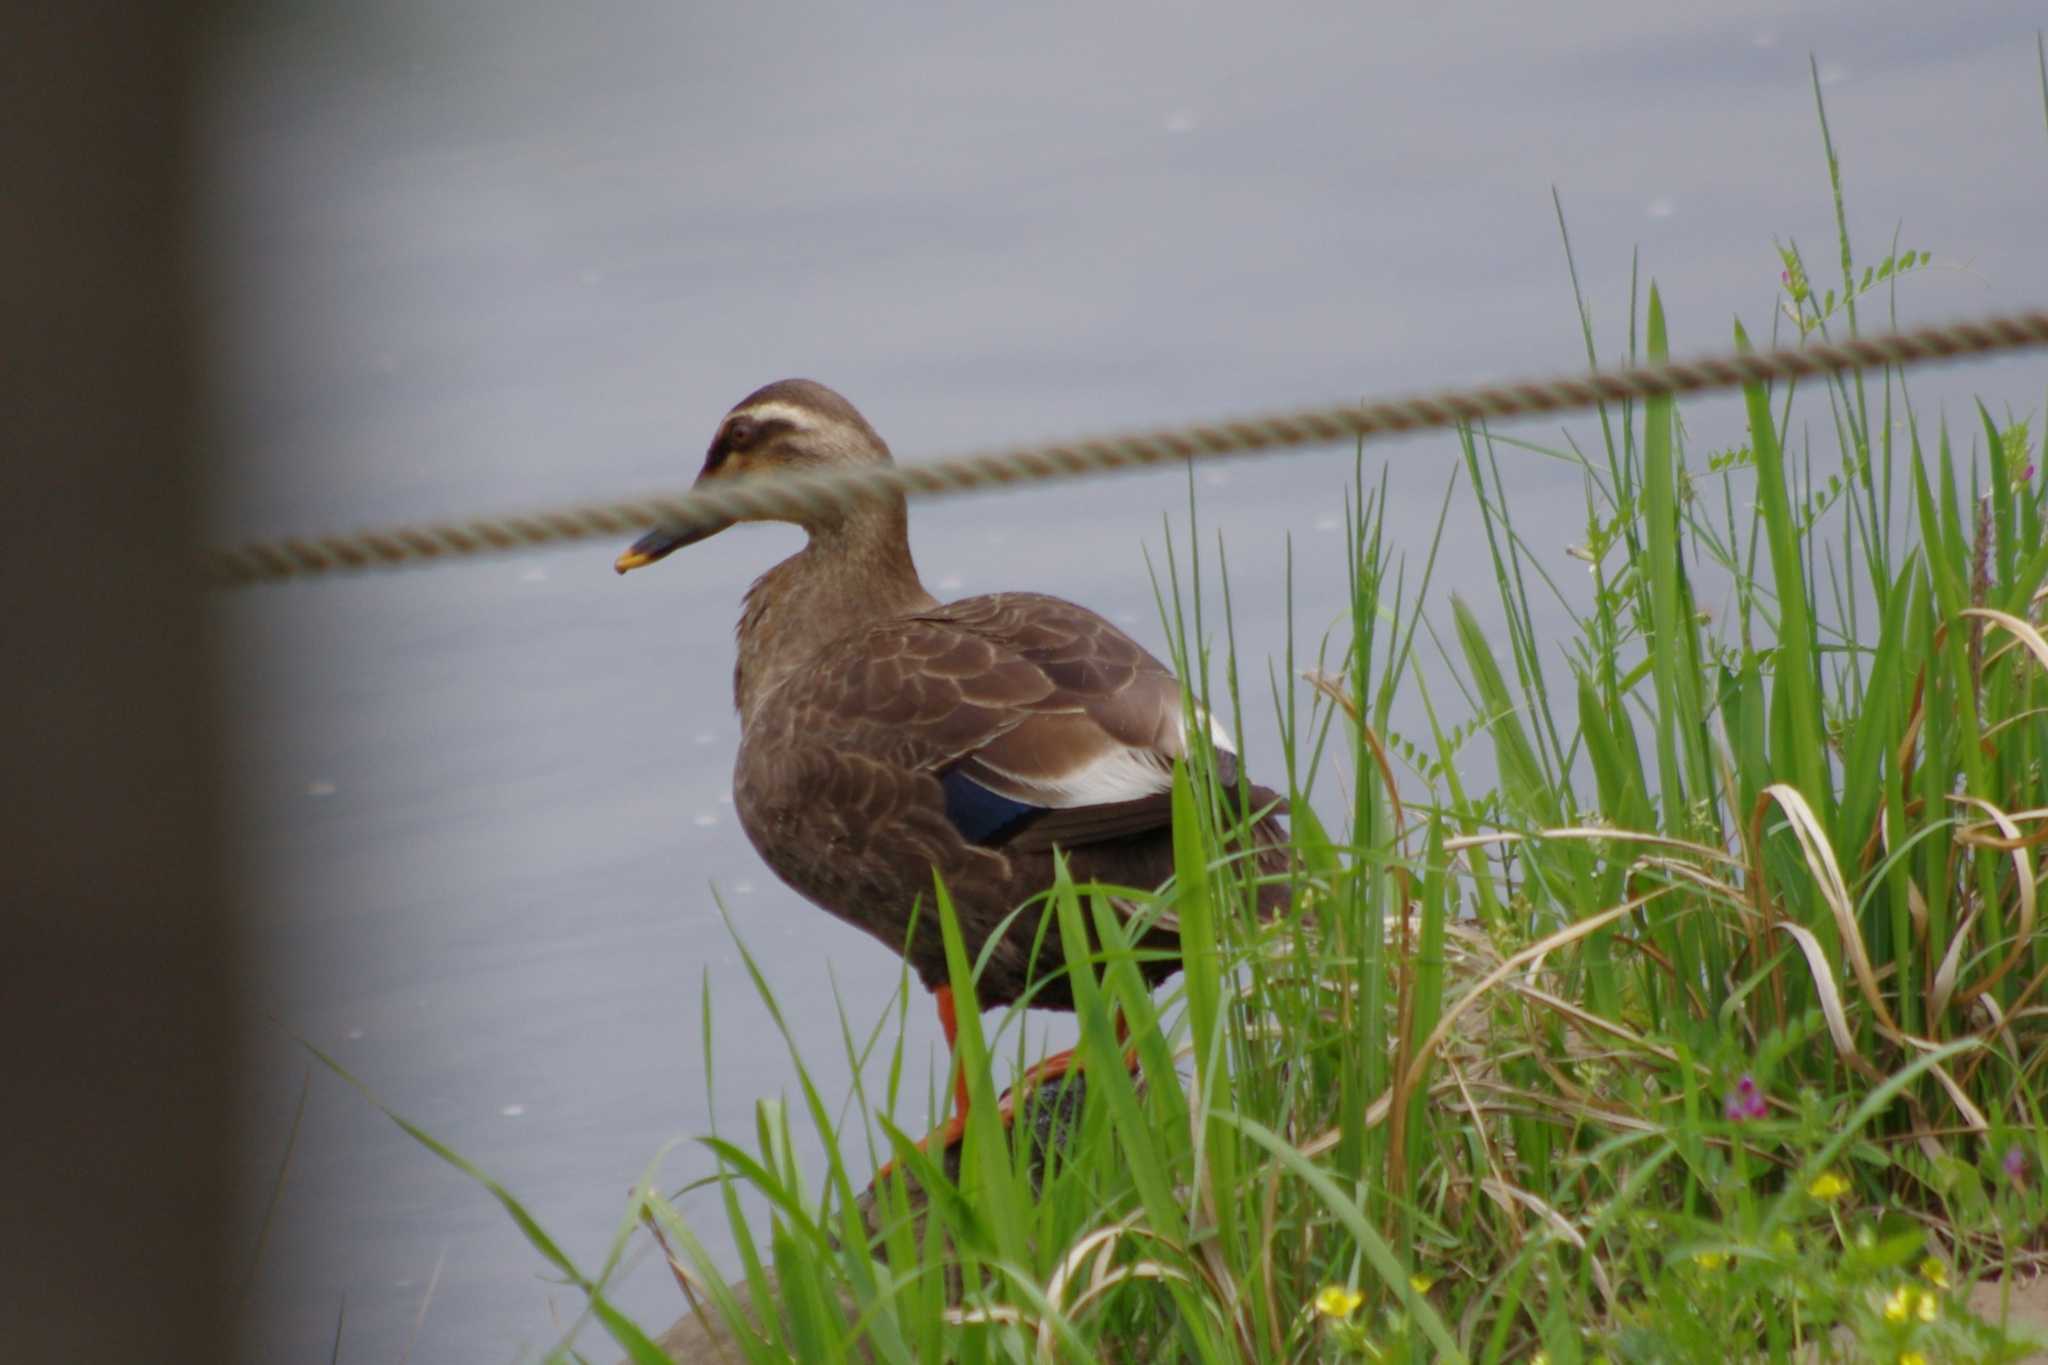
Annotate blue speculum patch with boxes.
[939,768,1043,845]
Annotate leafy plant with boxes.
[299,45,2048,1365]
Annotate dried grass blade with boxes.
[1945,795,2038,1007]
[1757,783,1898,1031]
[1772,920,1883,1080]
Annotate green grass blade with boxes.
[1641,284,1706,835]
[297,1040,672,1365]
[1225,1111,1466,1362]
[1172,761,1240,1252]
[932,874,1028,1267]
[1735,319,1831,823]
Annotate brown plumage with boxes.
[618,379,1289,1018]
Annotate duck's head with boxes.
[614,378,892,574]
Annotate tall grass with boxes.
[320,49,2048,1364]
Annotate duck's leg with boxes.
[934,984,972,1128]
[878,999,1131,1179]
[872,987,974,1177]
[991,1012,1135,1123]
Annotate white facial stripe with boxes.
[732,401,820,432]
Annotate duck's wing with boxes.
[795,592,1274,853]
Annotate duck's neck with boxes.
[734,498,937,726]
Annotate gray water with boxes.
[207,4,2048,1359]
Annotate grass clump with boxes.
[329,49,2048,1365]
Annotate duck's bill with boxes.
[613,519,730,574]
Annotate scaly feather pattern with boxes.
[619,378,1288,1012]
[733,592,1287,1008]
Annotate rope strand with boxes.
[206,308,2048,586]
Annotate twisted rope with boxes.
[208,309,2048,586]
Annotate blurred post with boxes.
[1,5,235,1362]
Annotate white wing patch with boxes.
[975,744,1172,808]
[956,672,1242,815]
[1178,699,1237,758]
[976,694,1237,811]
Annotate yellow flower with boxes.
[1532,1354,1551,1365]
[1899,1353,1927,1365]
[1314,1285,1363,1320]
[1806,1170,1851,1201]
[1692,1251,1726,1271]
[1408,1274,1435,1294]
[1881,1285,1939,1325]
[1919,1256,1950,1289]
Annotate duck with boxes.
[615,379,1290,1139]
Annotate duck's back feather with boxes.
[732,592,1288,1008]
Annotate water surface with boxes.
[207,4,2048,1358]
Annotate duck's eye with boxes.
[705,416,758,473]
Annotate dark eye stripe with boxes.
[704,416,796,473]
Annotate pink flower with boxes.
[1724,1074,1767,1121]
